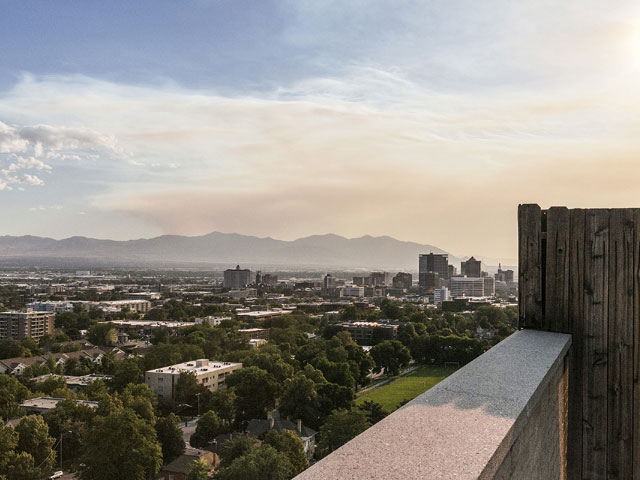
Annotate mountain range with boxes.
[0,232,512,271]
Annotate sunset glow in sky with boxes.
[2,1,640,260]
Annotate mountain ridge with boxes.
[0,232,511,271]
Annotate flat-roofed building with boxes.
[26,301,74,312]
[21,397,99,415]
[145,359,242,400]
[449,276,485,298]
[238,328,270,340]
[0,310,54,340]
[419,253,449,282]
[483,276,496,297]
[224,265,251,289]
[236,309,292,320]
[392,272,412,289]
[341,322,398,344]
[342,285,365,297]
[97,299,151,314]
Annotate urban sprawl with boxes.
[0,253,517,480]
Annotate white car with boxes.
[49,472,64,480]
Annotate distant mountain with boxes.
[0,232,472,270]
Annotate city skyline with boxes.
[2,1,640,259]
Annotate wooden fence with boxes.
[518,204,640,479]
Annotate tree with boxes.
[356,401,388,424]
[87,323,116,346]
[155,414,185,464]
[226,367,280,426]
[187,459,211,480]
[112,357,142,391]
[15,415,56,477]
[0,338,26,359]
[44,399,95,468]
[216,445,294,480]
[79,408,162,480]
[279,374,320,429]
[316,383,354,418]
[370,340,411,376]
[316,409,370,457]
[218,435,257,469]
[0,419,18,472]
[0,375,29,419]
[190,411,222,448]
[3,451,40,480]
[84,379,109,401]
[174,372,208,415]
[206,389,236,427]
[263,429,308,475]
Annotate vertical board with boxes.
[567,208,585,479]
[633,209,640,479]
[582,209,609,480]
[545,206,570,333]
[519,204,543,329]
[607,209,635,479]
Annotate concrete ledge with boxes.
[295,329,571,480]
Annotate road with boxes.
[180,417,200,450]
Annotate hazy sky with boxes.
[2,1,640,260]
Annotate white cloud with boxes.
[28,204,63,212]
[2,0,640,258]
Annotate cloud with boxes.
[0,119,122,191]
[2,0,640,258]
[28,204,63,212]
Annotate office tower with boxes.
[461,257,482,277]
[392,272,412,289]
[223,265,251,288]
[419,253,449,286]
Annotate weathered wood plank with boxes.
[545,206,570,333]
[607,209,634,479]
[518,204,543,329]
[583,209,609,480]
[567,208,585,479]
[633,209,640,479]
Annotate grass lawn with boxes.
[355,365,457,413]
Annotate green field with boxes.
[356,365,457,412]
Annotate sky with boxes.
[2,1,640,261]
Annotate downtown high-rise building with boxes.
[461,256,481,277]
[419,253,449,287]
[223,265,251,289]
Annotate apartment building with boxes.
[0,310,55,340]
[341,322,398,344]
[145,359,242,400]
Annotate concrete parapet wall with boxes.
[295,329,571,480]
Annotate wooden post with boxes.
[567,208,585,479]
[545,206,570,333]
[518,204,543,329]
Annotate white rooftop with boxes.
[148,359,241,375]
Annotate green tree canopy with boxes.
[263,429,308,475]
[216,444,294,480]
[226,366,280,426]
[190,410,222,448]
[15,415,56,478]
[155,414,185,464]
[370,340,412,376]
[187,459,211,480]
[79,408,162,480]
[316,409,370,457]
